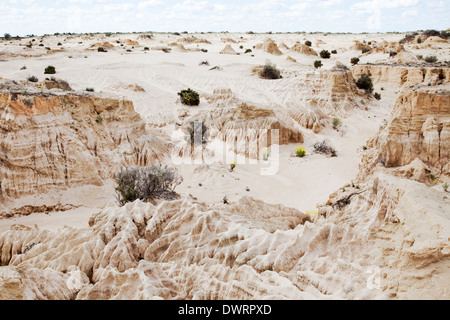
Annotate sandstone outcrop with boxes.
[359,86,450,180]
[219,45,237,55]
[0,80,167,201]
[352,65,450,87]
[290,43,318,56]
[255,39,283,55]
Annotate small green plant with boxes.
[178,88,200,106]
[223,196,228,204]
[95,114,103,124]
[86,87,94,92]
[27,75,39,83]
[355,73,373,93]
[320,50,331,59]
[305,40,312,47]
[351,57,360,65]
[199,183,203,187]
[261,61,281,79]
[230,161,236,171]
[245,48,252,54]
[331,50,337,54]
[246,187,250,192]
[295,147,306,158]
[443,182,449,192]
[44,65,56,74]
[144,47,149,51]
[332,117,341,129]
[261,147,271,161]
[374,92,381,100]
[314,60,323,69]
[239,45,244,49]
[424,56,438,63]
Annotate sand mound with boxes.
[255,38,283,55]
[220,44,237,55]
[290,43,318,56]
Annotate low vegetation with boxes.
[44,65,56,74]
[355,73,373,93]
[313,140,337,157]
[351,57,360,65]
[424,56,438,63]
[115,165,183,205]
[260,61,282,79]
[319,50,331,59]
[314,60,323,69]
[178,88,200,106]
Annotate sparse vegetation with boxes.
[314,60,323,69]
[295,147,306,158]
[44,65,56,74]
[332,117,342,129]
[374,92,381,100]
[230,161,236,171]
[331,50,337,54]
[443,182,449,192]
[178,88,200,106]
[144,47,149,51]
[245,49,252,54]
[115,165,183,205]
[313,140,337,157]
[223,196,228,204]
[424,56,438,63]
[260,61,282,79]
[355,73,373,93]
[95,114,103,124]
[27,75,39,83]
[98,47,107,52]
[362,48,371,54]
[389,51,397,57]
[319,50,331,59]
[351,57,360,65]
[4,33,11,41]
[305,40,312,47]
[86,87,95,92]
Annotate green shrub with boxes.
[98,47,107,52]
[389,51,397,57]
[95,114,103,123]
[305,40,312,47]
[295,147,306,157]
[351,57,360,65]
[331,50,337,54]
[320,50,331,59]
[178,88,200,106]
[362,48,371,54]
[332,117,341,129]
[374,92,381,100]
[245,48,252,54]
[355,73,373,93]
[27,75,39,83]
[261,61,281,79]
[4,33,11,40]
[424,56,438,63]
[44,65,56,74]
[144,47,149,51]
[314,60,323,69]
[115,165,183,205]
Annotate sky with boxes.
[1,0,449,36]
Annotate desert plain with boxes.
[0,30,449,300]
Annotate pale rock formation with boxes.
[290,43,318,56]
[220,45,237,55]
[352,65,450,87]
[350,41,372,52]
[359,87,450,180]
[255,39,283,55]
[0,80,168,201]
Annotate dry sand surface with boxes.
[0,32,449,300]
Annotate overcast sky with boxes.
[1,0,449,36]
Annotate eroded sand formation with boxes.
[0,31,449,300]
